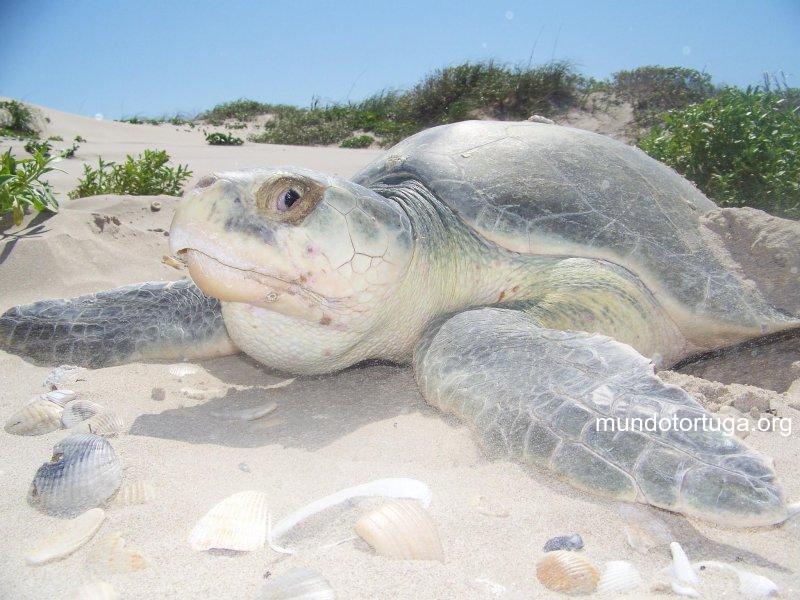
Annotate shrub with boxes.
[74,135,86,143]
[48,135,63,141]
[1,148,60,226]
[205,131,244,145]
[60,143,79,159]
[340,135,374,148]
[639,87,800,218]
[24,140,52,157]
[249,106,353,145]
[0,100,40,137]
[69,149,192,199]
[201,99,274,124]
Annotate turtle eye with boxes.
[277,187,301,211]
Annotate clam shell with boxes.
[114,480,155,506]
[542,533,584,552]
[188,490,268,551]
[25,508,105,565]
[354,500,443,561]
[536,550,600,594]
[29,434,122,516]
[259,567,335,600]
[73,413,125,436]
[70,580,118,600]
[61,400,104,428]
[597,560,642,594]
[4,397,63,435]
[88,532,149,573]
[45,389,78,406]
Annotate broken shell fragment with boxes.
[169,364,199,378]
[69,580,118,600]
[542,533,584,552]
[88,532,149,574]
[114,480,155,506]
[25,508,105,565]
[694,561,778,598]
[211,401,277,422]
[44,366,87,390]
[354,500,443,561]
[536,550,600,594]
[61,400,104,428]
[258,567,335,600]
[188,490,268,551]
[597,560,642,594]
[45,389,78,406]
[4,397,63,435]
[73,413,125,437]
[29,434,122,516]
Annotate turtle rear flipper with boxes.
[0,279,237,368]
[414,307,794,527]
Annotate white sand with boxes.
[1,105,798,599]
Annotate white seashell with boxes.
[25,508,105,565]
[189,490,268,551]
[114,480,155,506]
[70,580,118,600]
[536,550,600,594]
[470,495,510,517]
[4,398,63,435]
[43,365,87,390]
[263,377,295,390]
[354,500,443,561]
[44,389,78,406]
[669,542,699,586]
[29,434,122,516]
[597,560,642,594]
[72,413,125,436]
[61,400,104,428]
[258,567,335,600]
[617,503,672,553]
[88,532,149,573]
[694,561,778,597]
[211,401,277,421]
[268,478,431,555]
[169,364,199,378]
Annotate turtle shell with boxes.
[353,120,794,343]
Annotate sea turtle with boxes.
[2,121,799,527]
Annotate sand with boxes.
[1,105,799,599]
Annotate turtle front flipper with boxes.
[0,279,237,368]
[414,307,793,527]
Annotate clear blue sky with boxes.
[2,0,799,119]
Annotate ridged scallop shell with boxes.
[4,397,63,435]
[61,400,104,428]
[354,500,443,561]
[188,490,268,551]
[73,413,125,436]
[29,434,122,516]
[25,508,105,565]
[597,560,642,594]
[88,532,149,574]
[536,550,600,594]
[70,580,118,600]
[259,567,335,599]
[169,364,199,378]
[114,480,155,506]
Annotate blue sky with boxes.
[2,1,799,119]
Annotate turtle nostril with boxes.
[195,175,218,189]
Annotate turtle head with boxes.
[169,167,413,372]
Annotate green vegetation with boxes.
[205,131,244,145]
[201,99,275,124]
[24,140,52,157]
[340,135,374,148]
[0,100,40,138]
[48,135,63,142]
[69,149,192,199]
[1,148,60,226]
[639,88,800,218]
[74,135,86,143]
[60,143,80,159]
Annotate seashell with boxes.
[4,397,63,435]
[694,561,778,597]
[162,254,183,269]
[88,532,148,573]
[536,550,600,594]
[354,500,443,561]
[114,480,155,506]
[69,580,118,600]
[44,389,77,406]
[169,364,199,378]
[61,400,104,428]
[29,434,122,516]
[617,503,672,553]
[470,495,510,517]
[72,413,125,436]
[44,365,87,390]
[211,401,277,421]
[263,377,295,390]
[597,560,642,594]
[258,567,335,600]
[25,508,105,565]
[542,533,584,552]
[189,490,268,551]
[669,542,699,586]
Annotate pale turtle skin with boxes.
[2,121,799,527]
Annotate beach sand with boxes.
[1,105,798,599]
